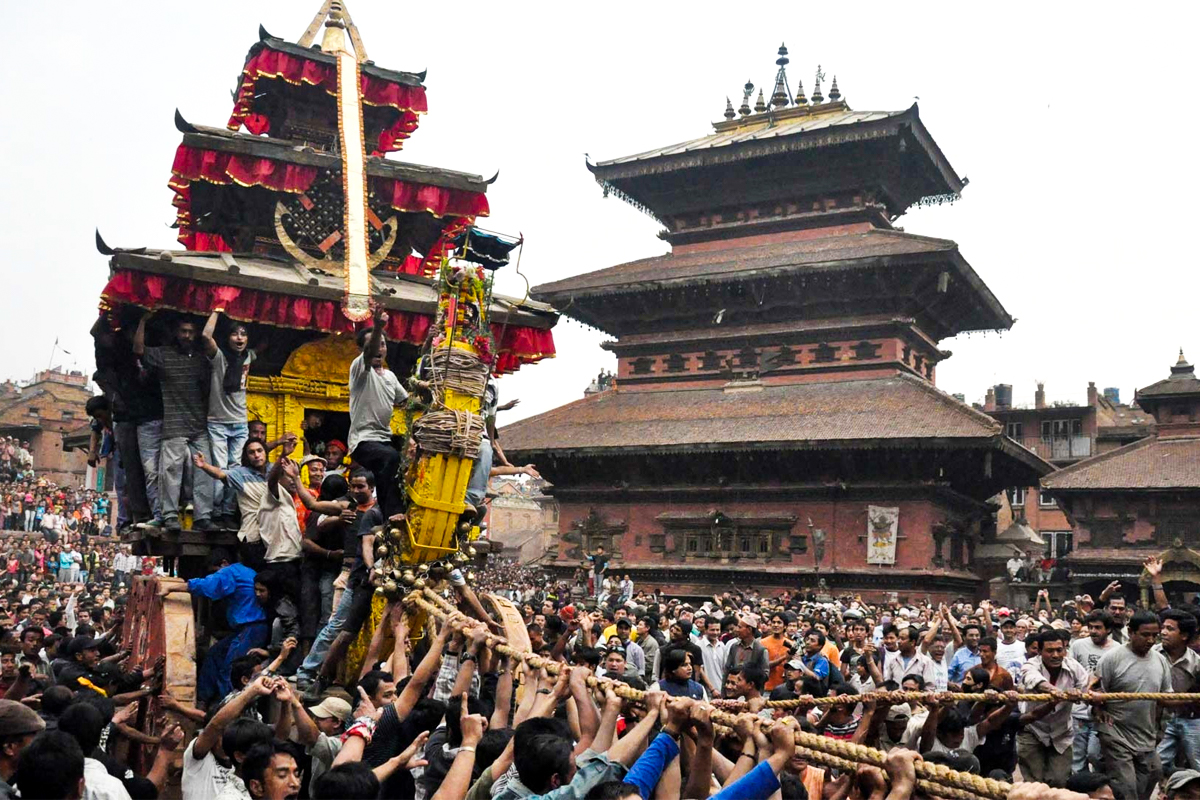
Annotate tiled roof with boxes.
[1042,436,1200,491]
[595,108,908,168]
[534,228,957,298]
[1139,376,1200,398]
[502,372,1018,455]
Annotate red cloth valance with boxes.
[168,144,488,254]
[227,46,428,154]
[98,270,552,374]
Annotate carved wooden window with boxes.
[631,358,654,375]
[775,346,796,365]
[852,341,881,360]
[664,353,689,373]
[1089,519,1125,547]
[813,343,838,363]
[683,530,714,556]
[1156,519,1197,546]
[700,351,722,370]
[949,536,964,568]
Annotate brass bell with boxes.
[453,552,469,565]
[383,579,398,594]
[413,578,427,590]
[376,544,389,558]
[467,546,477,558]
[417,563,430,574]
[465,571,475,583]
[400,569,416,586]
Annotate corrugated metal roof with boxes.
[596,109,906,167]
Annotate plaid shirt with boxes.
[431,652,481,703]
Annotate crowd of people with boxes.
[0,544,1197,800]
[0,301,1171,799]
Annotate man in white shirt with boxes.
[182,677,275,800]
[347,305,407,519]
[696,616,727,692]
[996,616,1027,675]
[58,703,132,800]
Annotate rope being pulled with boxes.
[407,590,1012,800]
[713,687,1200,710]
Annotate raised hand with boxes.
[159,723,185,752]
[396,730,430,769]
[355,686,383,721]
[1144,556,1164,580]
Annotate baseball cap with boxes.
[0,700,44,738]
[300,454,325,467]
[886,704,912,721]
[308,696,352,721]
[327,439,348,452]
[66,636,100,657]
[739,613,760,628]
[786,658,804,671]
[1166,770,1200,793]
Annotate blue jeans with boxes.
[1159,715,1200,776]
[297,579,355,682]
[198,621,270,704]
[465,435,493,508]
[137,420,164,519]
[1072,717,1101,773]
[208,421,248,518]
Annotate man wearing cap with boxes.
[996,615,1026,675]
[1166,770,1200,800]
[0,698,44,799]
[292,694,351,786]
[724,613,769,684]
[57,635,144,696]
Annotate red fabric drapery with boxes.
[492,324,556,375]
[99,269,552,373]
[227,46,428,154]
[168,144,488,254]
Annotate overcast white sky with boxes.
[2,2,1196,422]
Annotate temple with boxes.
[94,3,557,559]
[503,48,1052,600]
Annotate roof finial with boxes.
[754,88,767,113]
[794,77,807,106]
[770,43,790,109]
[723,97,736,120]
[1171,348,1195,379]
[828,75,841,102]
[811,65,825,104]
[739,80,754,117]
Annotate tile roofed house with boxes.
[501,47,1052,600]
[1041,351,1200,604]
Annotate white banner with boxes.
[866,506,899,565]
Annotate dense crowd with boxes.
[0,302,1181,799]
[0,544,1198,800]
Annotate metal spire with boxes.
[739,80,754,116]
[770,43,790,109]
[794,77,807,106]
[724,97,736,120]
[828,75,841,102]
[754,88,767,113]
[811,65,825,104]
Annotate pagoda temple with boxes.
[502,48,1052,600]
[93,2,557,559]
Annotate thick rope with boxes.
[408,590,1012,800]
[411,409,485,458]
[712,688,1200,709]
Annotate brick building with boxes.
[1042,351,1200,603]
[980,381,1153,566]
[0,368,94,486]
[486,478,560,563]
[503,51,1052,601]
